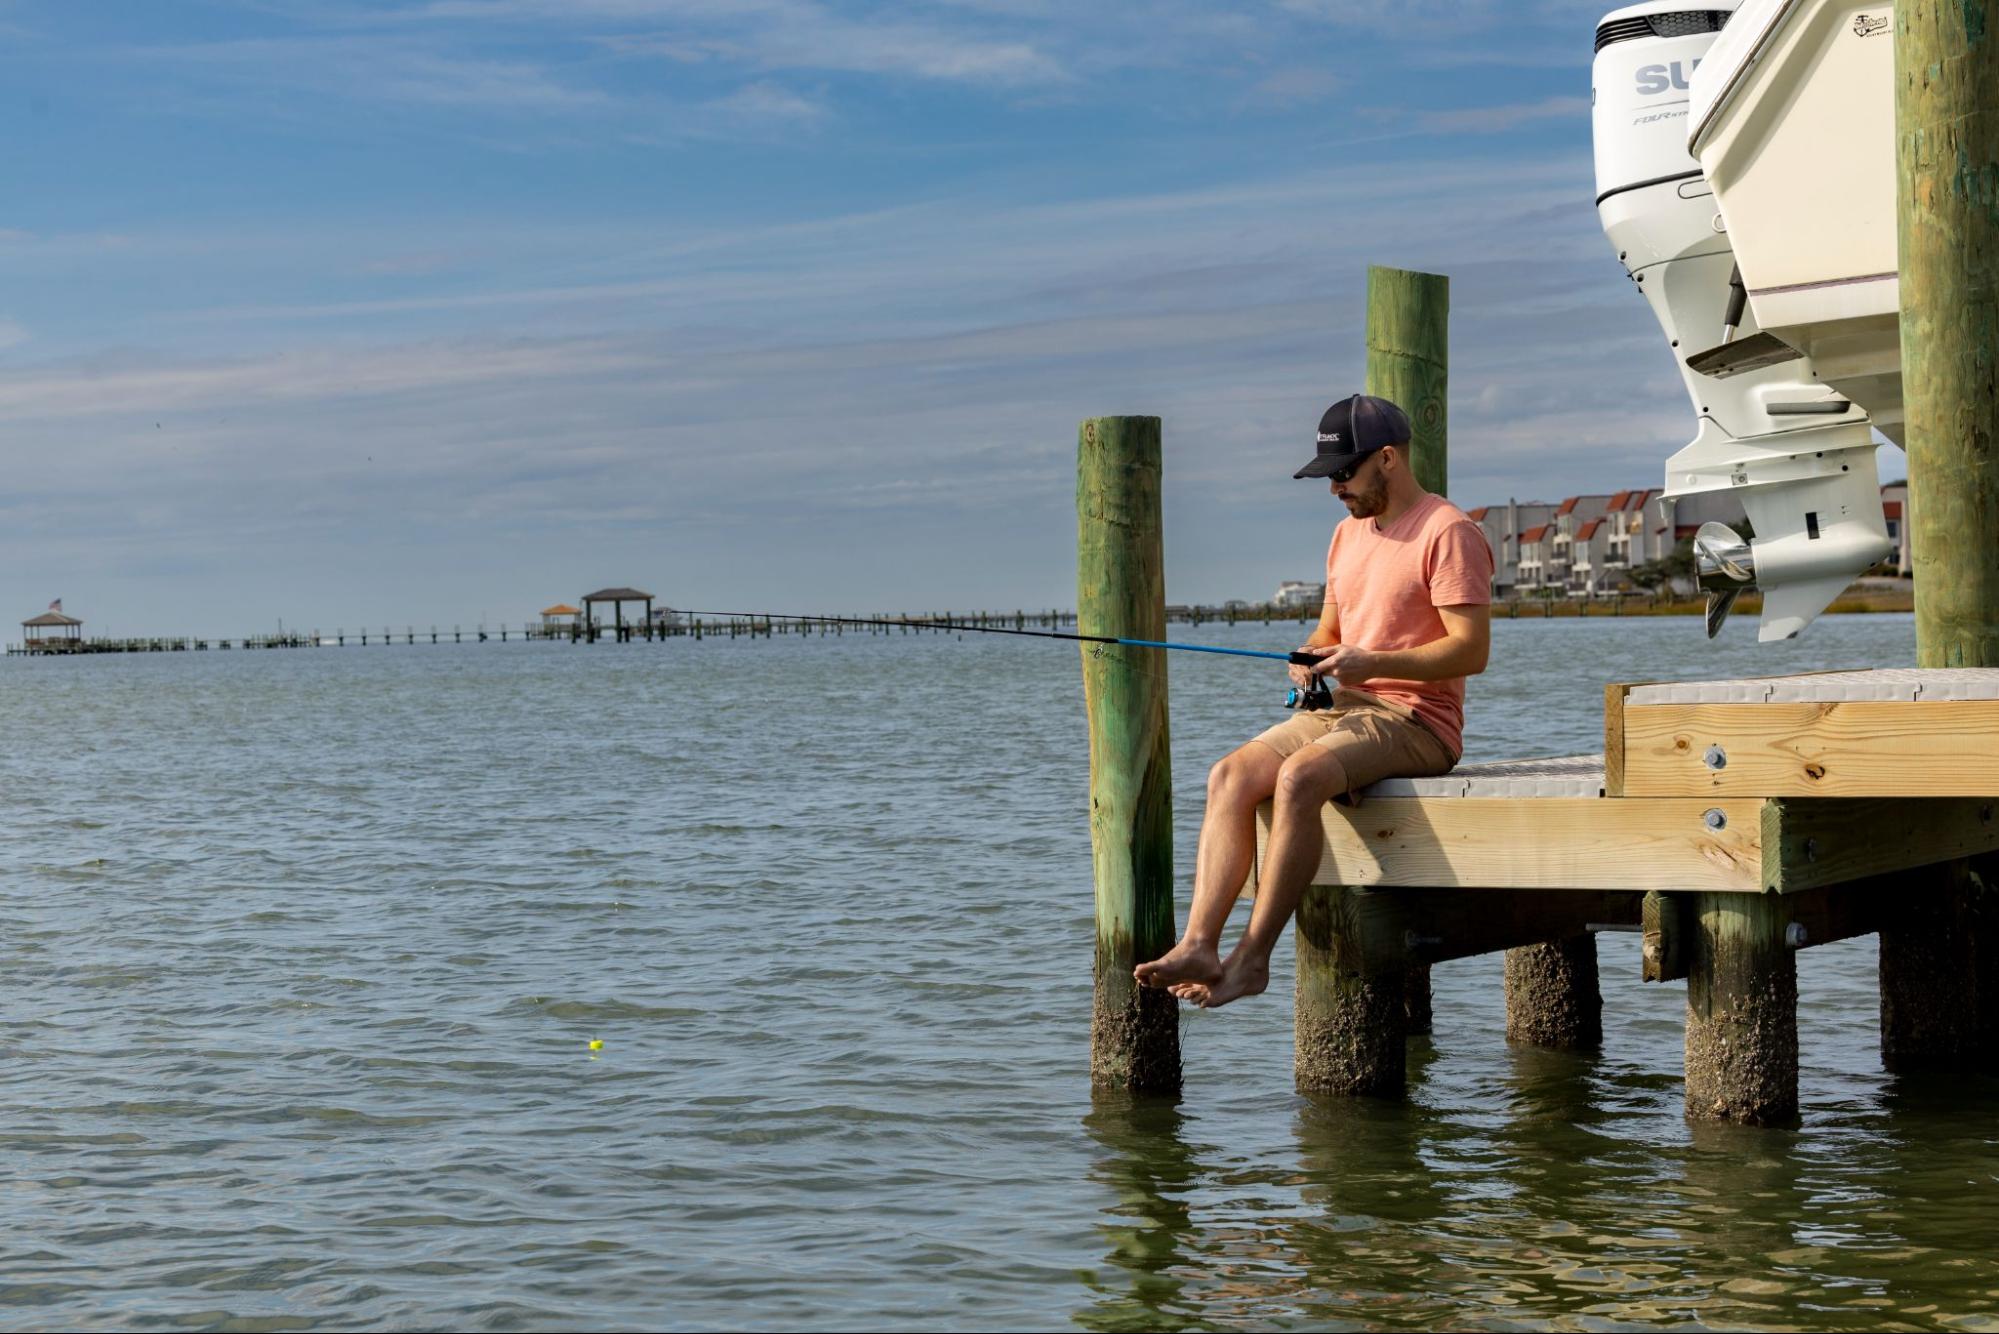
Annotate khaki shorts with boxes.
[1250,688,1456,804]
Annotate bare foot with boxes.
[1134,939,1223,989]
[1167,953,1269,1009]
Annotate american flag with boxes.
[48,598,61,613]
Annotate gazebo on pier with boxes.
[22,609,83,653]
[581,587,655,642]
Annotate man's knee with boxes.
[1208,745,1279,806]
[1274,750,1347,809]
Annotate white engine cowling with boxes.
[1592,1,1892,640]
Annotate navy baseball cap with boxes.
[1294,394,1412,479]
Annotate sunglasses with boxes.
[1329,448,1384,485]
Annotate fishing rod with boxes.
[670,609,1336,709]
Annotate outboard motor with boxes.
[1593,2,1892,640]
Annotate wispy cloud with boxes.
[706,79,829,127]
[1239,66,1342,108]
[1407,95,1594,135]
[595,4,1067,86]
[134,36,611,112]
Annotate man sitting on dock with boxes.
[1136,393,1494,1008]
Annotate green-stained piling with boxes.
[1078,415,1180,1093]
[1901,0,1999,665]
[1889,1,1999,1064]
[1375,265,1456,1042]
[1292,266,1455,1086]
[1364,265,1450,497]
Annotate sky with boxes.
[0,0,1905,636]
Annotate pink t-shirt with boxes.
[1325,492,1494,758]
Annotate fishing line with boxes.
[668,609,1337,708]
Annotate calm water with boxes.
[5,611,1997,1332]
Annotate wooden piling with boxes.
[1503,935,1602,1050]
[1887,0,1999,1064]
[1901,0,1999,666]
[1077,414,1180,1094]
[1684,893,1798,1126]
[1324,265,1457,1055]
[1295,887,1406,1096]
[1881,861,1983,1069]
[1362,262,1601,1055]
[1364,265,1449,496]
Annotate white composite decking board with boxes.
[1626,668,1999,705]
[1364,754,1605,800]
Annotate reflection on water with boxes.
[1081,1021,1999,1331]
[1080,1094,1207,1333]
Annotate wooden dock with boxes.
[1248,668,1999,1124]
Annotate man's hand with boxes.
[1292,643,1377,688]
[1310,643,1379,686]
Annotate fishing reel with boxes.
[1284,676,1333,711]
[1283,650,1332,710]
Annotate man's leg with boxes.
[1169,746,1351,1007]
[1133,740,1285,988]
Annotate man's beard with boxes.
[1342,483,1388,519]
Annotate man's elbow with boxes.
[1461,638,1491,676]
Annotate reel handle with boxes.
[1283,650,1333,709]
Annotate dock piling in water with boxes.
[1077,414,1180,1094]
[1889,1,1999,1064]
[1504,936,1603,1051]
[1295,886,1407,1096]
[1685,893,1798,1126]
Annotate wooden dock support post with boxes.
[1363,263,1455,1043]
[1295,887,1406,1095]
[1364,264,1448,495]
[1684,893,1798,1126]
[1881,862,1983,1069]
[1077,414,1180,1094]
[1888,0,1999,1065]
[1504,935,1602,1050]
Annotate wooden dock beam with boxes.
[1078,415,1180,1094]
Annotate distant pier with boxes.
[4,587,1916,657]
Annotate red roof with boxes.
[1607,489,1633,512]
[1556,496,1580,516]
[1884,501,1903,519]
[1520,524,1550,543]
[1577,518,1603,540]
[1466,506,1489,521]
